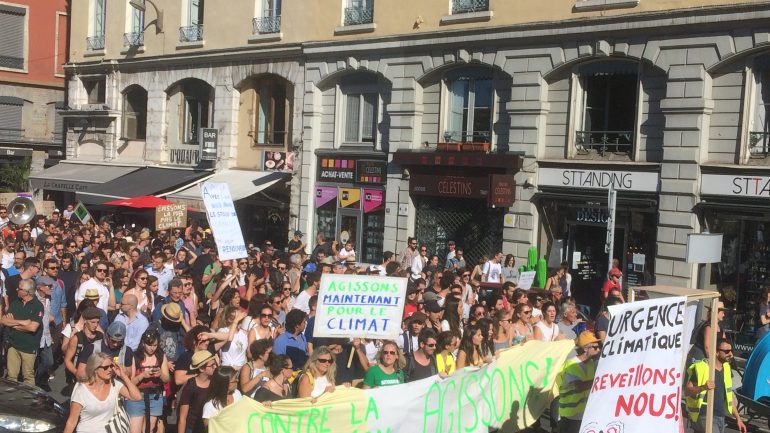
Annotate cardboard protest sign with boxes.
[155,204,187,230]
[72,202,92,223]
[580,297,687,433]
[314,274,408,340]
[518,271,536,290]
[210,340,574,433]
[201,182,247,260]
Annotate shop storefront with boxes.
[536,164,660,314]
[698,170,770,351]
[393,151,519,265]
[314,154,386,264]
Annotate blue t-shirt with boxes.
[273,332,308,370]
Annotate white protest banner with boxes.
[580,296,687,433]
[210,340,575,433]
[200,182,247,261]
[518,271,536,290]
[314,274,408,339]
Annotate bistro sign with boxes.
[538,167,660,192]
[702,173,770,197]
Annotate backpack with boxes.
[75,330,103,360]
[289,370,314,398]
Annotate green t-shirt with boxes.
[203,262,222,296]
[363,365,404,388]
[8,297,44,353]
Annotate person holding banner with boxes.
[685,338,747,433]
[297,346,336,398]
[363,341,405,388]
[557,331,601,433]
[456,323,491,369]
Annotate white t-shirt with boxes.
[217,327,248,369]
[535,321,561,342]
[70,381,124,433]
[202,390,242,420]
[75,278,110,312]
[293,290,312,313]
[482,261,502,283]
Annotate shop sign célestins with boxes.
[538,167,660,192]
[409,174,516,206]
[701,173,770,197]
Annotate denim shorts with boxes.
[125,390,164,417]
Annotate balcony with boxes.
[179,25,204,43]
[438,131,491,152]
[123,32,144,47]
[344,6,374,26]
[452,0,489,14]
[749,131,770,157]
[252,15,281,34]
[86,35,105,51]
[575,130,634,156]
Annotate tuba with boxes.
[7,196,36,226]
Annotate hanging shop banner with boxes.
[314,186,337,208]
[339,188,361,209]
[318,157,356,182]
[363,188,384,213]
[356,160,387,184]
[489,174,516,208]
[155,204,187,231]
[201,182,247,260]
[580,296,687,433]
[210,340,574,433]
[262,151,295,173]
[314,274,408,339]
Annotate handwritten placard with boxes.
[517,271,536,290]
[580,297,687,433]
[155,204,187,231]
[209,340,574,433]
[201,182,247,261]
[314,274,408,339]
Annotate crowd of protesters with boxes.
[0,204,705,433]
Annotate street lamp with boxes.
[129,0,164,34]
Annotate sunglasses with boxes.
[260,314,273,318]
[522,310,532,315]
[718,348,732,353]
[96,268,107,273]
[48,266,58,270]
[278,267,287,271]
[317,358,333,364]
[96,364,114,371]
[383,350,397,356]
[137,277,147,281]
[426,343,436,348]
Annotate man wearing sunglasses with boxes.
[685,338,746,433]
[74,263,110,311]
[557,331,601,433]
[406,328,439,382]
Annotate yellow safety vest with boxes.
[558,356,596,419]
[684,359,733,423]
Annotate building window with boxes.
[180,0,204,42]
[0,96,23,140]
[177,80,213,144]
[87,0,106,50]
[574,62,638,156]
[0,5,26,70]
[122,86,147,140]
[344,0,373,26]
[344,93,377,144]
[124,4,144,47]
[253,0,281,34]
[82,77,106,105]
[452,0,489,14]
[749,68,770,157]
[444,75,493,143]
[248,76,291,145]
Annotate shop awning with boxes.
[75,167,212,205]
[29,162,140,193]
[164,169,287,203]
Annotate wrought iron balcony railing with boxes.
[179,25,204,43]
[452,0,489,14]
[575,130,634,155]
[123,32,144,47]
[749,131,770,157]
[86,35,105,50]
[252,15,281,34]
[442,130,491,143]
[344,6,374,26]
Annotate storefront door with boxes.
[337,209,361,254]
[567,222,626,315]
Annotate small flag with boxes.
[72,202,91,223]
